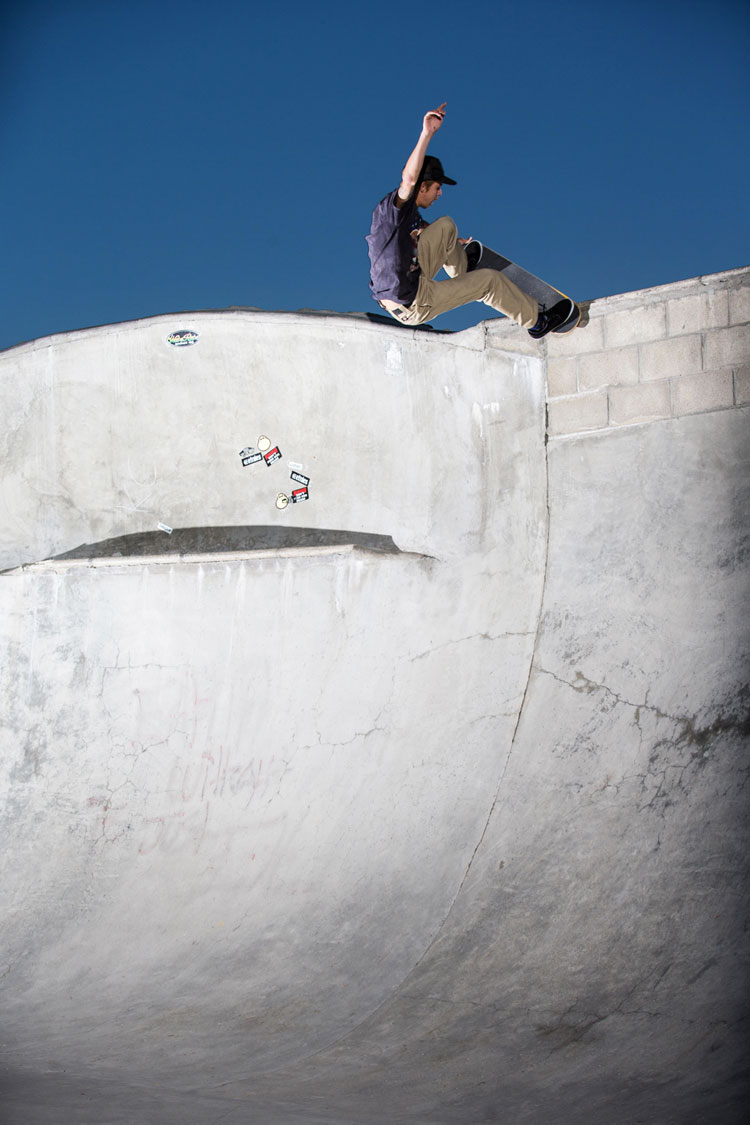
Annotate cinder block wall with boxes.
[486,266,749,439]
[545,267,749,438]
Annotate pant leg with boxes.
[401,216,538,328]
[416,215,467,280]
[409,268,538,327]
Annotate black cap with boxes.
[419,155,457,186]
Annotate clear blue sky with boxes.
[2,0,748,349]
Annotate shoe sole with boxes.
[553,302,581,333]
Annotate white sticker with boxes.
[288,461,303,471]
[157,522,173,534]
[386,341,403,373]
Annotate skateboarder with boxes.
[366,103,574,338]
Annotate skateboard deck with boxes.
[465,241,581,333]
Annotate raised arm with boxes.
[396,103,446,203]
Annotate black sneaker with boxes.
[528,297,576,339]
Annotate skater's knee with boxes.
[474,267,500,293]
[431,215,457,234]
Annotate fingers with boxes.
[425,102,447,125]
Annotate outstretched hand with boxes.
[423,103,447,136]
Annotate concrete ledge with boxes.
[484,319,541,357]
[667,290,729,335]
[544,316,605,355]
[5,543,406,574]
[604,303,667,348]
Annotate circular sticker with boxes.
[275,493,289,509]
[257,435,271,452]
[167,329,199,347]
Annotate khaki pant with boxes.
[381,216,538,329]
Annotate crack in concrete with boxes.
[330,406,556,1052]
[408,630,534,664]
[534,668,750,814]
[536,962,671,1050]
[537,666,671,721]
[538,665,749,747]
[318,727,387,752]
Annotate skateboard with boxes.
[465,241,581,333]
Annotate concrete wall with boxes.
[0,269,748,1124]
[0,313,518,571]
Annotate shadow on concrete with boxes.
[47,526,402,561]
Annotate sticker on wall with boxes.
[167,329,199,347]
[157,522,173,534]
[239,434,312,511]
[241,452,263,467]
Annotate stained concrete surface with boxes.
[0,307,748,1123]
[46,527,401,561]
